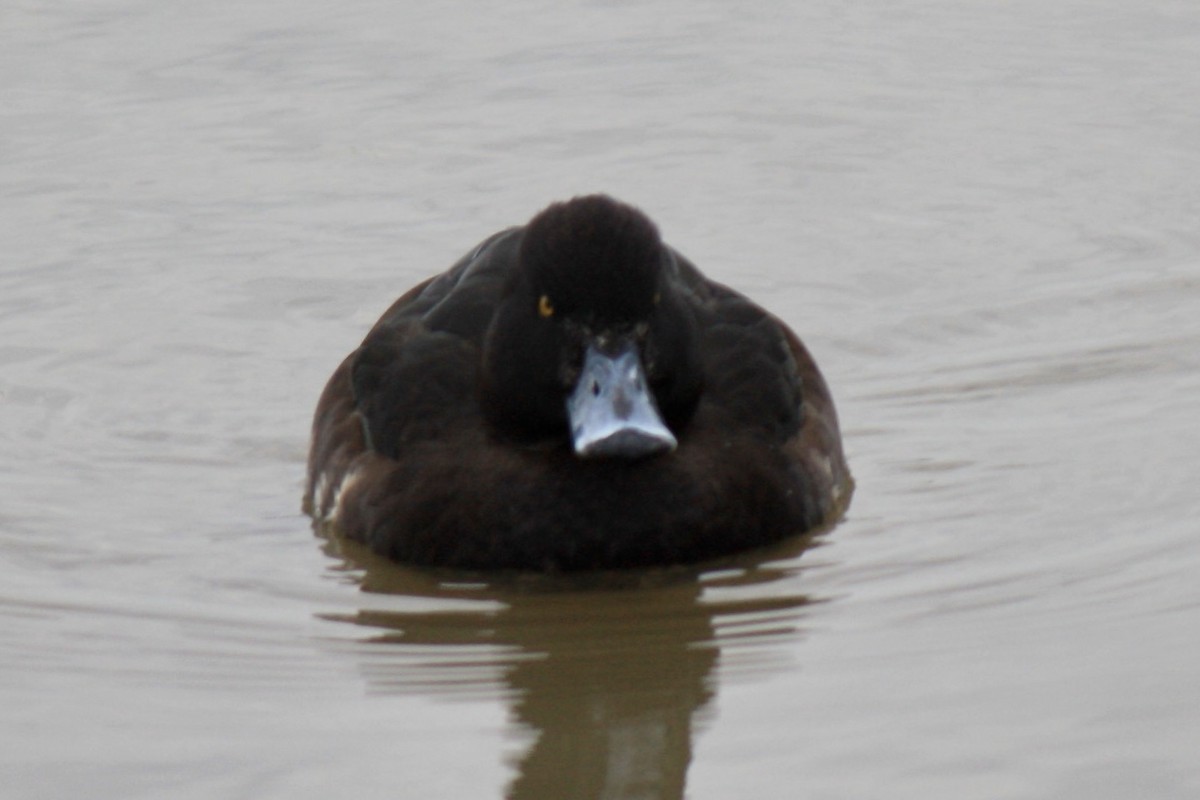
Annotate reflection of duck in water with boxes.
[502,582,715,800]
[322,537,815,799]
[305,195,850,571]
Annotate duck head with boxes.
[482,196,703,459]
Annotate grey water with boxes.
[4,1,1200,797]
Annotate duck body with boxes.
[304,196,850,571]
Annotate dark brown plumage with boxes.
[304,195,850,571]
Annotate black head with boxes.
[481,195,702,447]
[519,195,663,326]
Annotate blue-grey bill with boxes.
[567,341,677,459]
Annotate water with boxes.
[4,0,1200,797]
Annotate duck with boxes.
[304,195,850,571]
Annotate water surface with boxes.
[3,1,1200,797]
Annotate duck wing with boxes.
[669,249,850,512]
[304,229,521,516]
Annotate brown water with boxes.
[4,1,1200,797]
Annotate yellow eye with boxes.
[538,294,554,318]
[653,291,661,306]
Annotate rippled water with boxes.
[4,1,1200,797]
